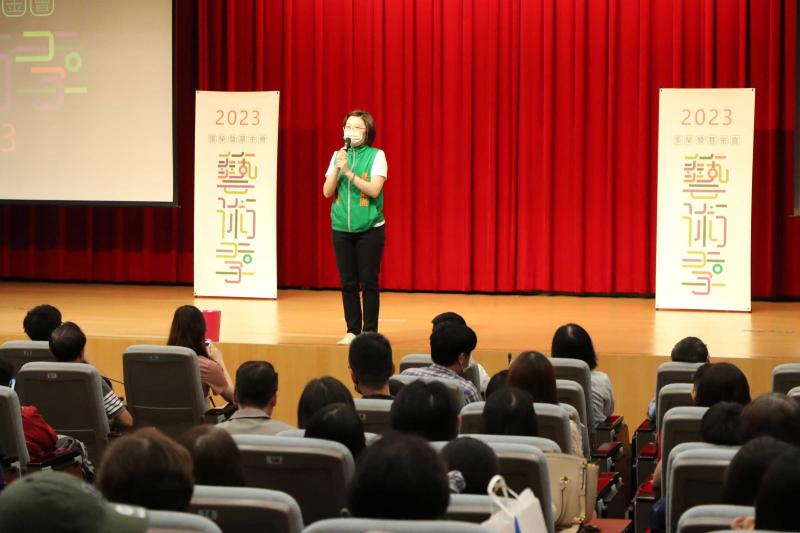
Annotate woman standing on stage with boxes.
[322,110,387,345]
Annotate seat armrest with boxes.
[593,441,623,458]
[596,415,624,431]
[635,418,655,433]
[28,449,81,469]
[637,442,658,460]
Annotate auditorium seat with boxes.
[771,363,800,394]
[389,374,466,411]
[788,385,800,399]
[276,428,380,445]
[446,493,506,523]
[123,345,209,438]
[147,510,222,533]
[0,340,54,376]
[656,383,695,432]
[677,504,754,533]
[660,406,708,494]
[303,518,493,532]
[454,433,561,453]
[397,353,433,372]
[353,398,392,435]
[16,362,110,461]
[556,379,589,429]
[232,435,354,524]
[550,358,595,428]
[189,485,303,533]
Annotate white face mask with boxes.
[343,128,365,146]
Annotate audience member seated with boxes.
[485,369,509,399]
[22,304,62,341]
[483,386,538,437]
[431,312,489,392]
[390,380,460,441]
[441,436,499,494]
[700,401,742,445]
[647,336,710,418]
[754,449,800,531]
[177,425,245,487]
[739,393,800,445]
[723,436,795,507]
[348,432,450,519]
[400,322,482,404]
[49,322,133,430]
[0,470,148,533]
[507,351,583,456]
[218,361,293,436]
[348,332,394,399]
[167,305,234,404]
[692,362,751,407]
[305,402,366,459]
[551,322,615,424]
[297,376,354,429]
[96,428,193,511]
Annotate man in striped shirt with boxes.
[49,322,133,430]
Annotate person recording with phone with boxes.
[322,110,388,345]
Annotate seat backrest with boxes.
[0,386,30,465]
[677,504,755,533]
[16,362,110,462]
[233,435,354,524]
[660,406,709,493]
[533,402,572,455]
[459,401,486,434]
[189,485,303,533]
[147,510,222,533]
[771,363,800,394]
[446,494,505,524]
[389,374,466,411]
[276,428,380,446]
[556,379,588,428]
[0,340,54,376]
[550,358,594,428]
[353,398,392,435]
[304,518,493,533]
[657,383,695,432]
[788,386,800,399]
[397,353,432,372]
[457,433,561,453]
[666,444,739,533]
[656,362,704,395]
[123,345,206,438]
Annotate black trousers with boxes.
[332,225,386,334]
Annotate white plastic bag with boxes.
[481,475,548,533]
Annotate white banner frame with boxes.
[193,91,279,299]
[655,88,754,312]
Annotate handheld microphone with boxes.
[345,137,352,151]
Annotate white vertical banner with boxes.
[656,89,755,311]
[194,91,279,299]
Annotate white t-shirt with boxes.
[325,149,388,179]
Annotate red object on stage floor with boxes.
[202,310,221,342]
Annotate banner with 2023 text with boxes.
[194,91,279,299]
[655,88,754,311]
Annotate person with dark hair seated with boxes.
[754,450,800,531]
[723,436,795,507]
[348,432,450,519]
[390,380,460,441]
[22,304,62,341]
[400,322,481,404]
[177,425,245,487]
[297,376,354,429]
[305,402,366,459]
[96,428,194,511]
[348,332,394,399]
[441,437,499,494]
[647,336,711,418]
[430,312,489,392]
[739,393,800,445]
[700,401,742,446]
[692,362,751,407]
[483,386,538,437]
[218,360,293,436]
[551,323,615,424]
[49,322,133,430]
[485,369,509,399]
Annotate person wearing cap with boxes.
[0,470,148,533]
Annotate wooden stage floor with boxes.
[1,282,798,425]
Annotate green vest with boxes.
[331,145,384,232]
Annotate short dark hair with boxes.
[348,432,449,519]
[755,450,800,531]
[507,351,558,405]
[551,323,597,370]
[723,436,795,505]
[429,323,477,367]
[343,110,376,146]
[431,312,467,331]
[693,362,751,407]
[485,369,509,399]
[441,437,499,495]
[297,376,354,429]
[235,361,279,409]
[0,357,13,388]
[700,401,742,445]
[23,304,62,341]
[48,322,86,362]
[483,386,538,437]
[739,393,800,445]
[96,428,194,511]
[305,403,366,459]
[390,380,459,441]
[177,425,244,487]
[348,333,393,391]
[671,337,709,363]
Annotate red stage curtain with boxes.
[1,0,797,297]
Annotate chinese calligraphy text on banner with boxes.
[194,91,279,299]
[656,89,755,311]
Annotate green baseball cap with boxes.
[0,470,148,533]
